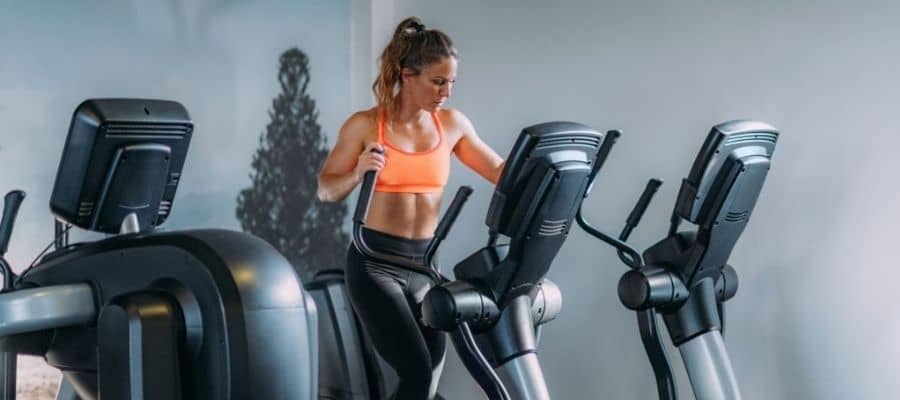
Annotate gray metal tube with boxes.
[678,330,741,400]
[55,377,78,400]
[0,284,95,336]
[494,353,550,400]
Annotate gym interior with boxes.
[0,1,895,399]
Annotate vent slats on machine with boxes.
[534,134,601,151]
[158,201,172,216]
[105,123,191,138]
[725,210,750,223]
[78,202,94,217]
[538,219,568,236]
[723,132,777,146]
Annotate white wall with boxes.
[371,1,900,398]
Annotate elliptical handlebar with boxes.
[0,190,25,291]
[352,163,433,275]
[573,130,679,400]
[624,179,663,237]
[577,177,662,269]
[425,185,473,268]
[0,190,25,256]
[584,130,621,198]
[575,130,662,270]
[351,169,378,227]
[617,178,663,266]
[352,165,472,282]
[575,209,642,268]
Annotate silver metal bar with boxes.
[679,330,741,400]
[55,376,78,400]
[0,284,96,336]
[494,353,551,400]
[119,212,140,234]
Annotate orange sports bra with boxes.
[374,110,451,193]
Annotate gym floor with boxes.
[16,356,58,399]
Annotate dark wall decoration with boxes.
[237,48,351,284]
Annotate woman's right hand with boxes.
[355,142,386,182]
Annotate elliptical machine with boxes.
[576,121,779,400]
[0,98,318,399]
[303,255,396,399]
[351,121,614,399]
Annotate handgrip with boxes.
[0,190,26,256]
[585,130,621,197]
[425,186,473,267]
[352,148,384,225]
[626,178,663,230]
[351,148,451,283]
[353,171,377,225]
[575,207,643,269]
[434,186,473,241]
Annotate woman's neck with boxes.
[391,95,430,126]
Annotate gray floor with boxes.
[16,356,59,400]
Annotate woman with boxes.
[317,17,505,400]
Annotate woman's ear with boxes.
[400,67,417,84]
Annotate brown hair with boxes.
[372,17,458,113]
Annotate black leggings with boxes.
[345,228,446,400]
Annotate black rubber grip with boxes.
[626,178,662,228]
[588,130,621,184]
[353,171,377,225]
[434,186,473,240]
[352,148,384,225]
[0,190,26,255]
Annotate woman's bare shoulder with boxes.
[437,107,467,122]
[437,108,474,131]
[345,108,379,130]
[339,107,380,142]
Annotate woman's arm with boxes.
[317,111,385,202]
[449,110,505,185]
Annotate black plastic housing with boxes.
[676,120,777,225]
[473,122,605,304]
[15,229,315,400]
[49,99,193,233]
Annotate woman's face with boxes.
[402,56,457,112]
